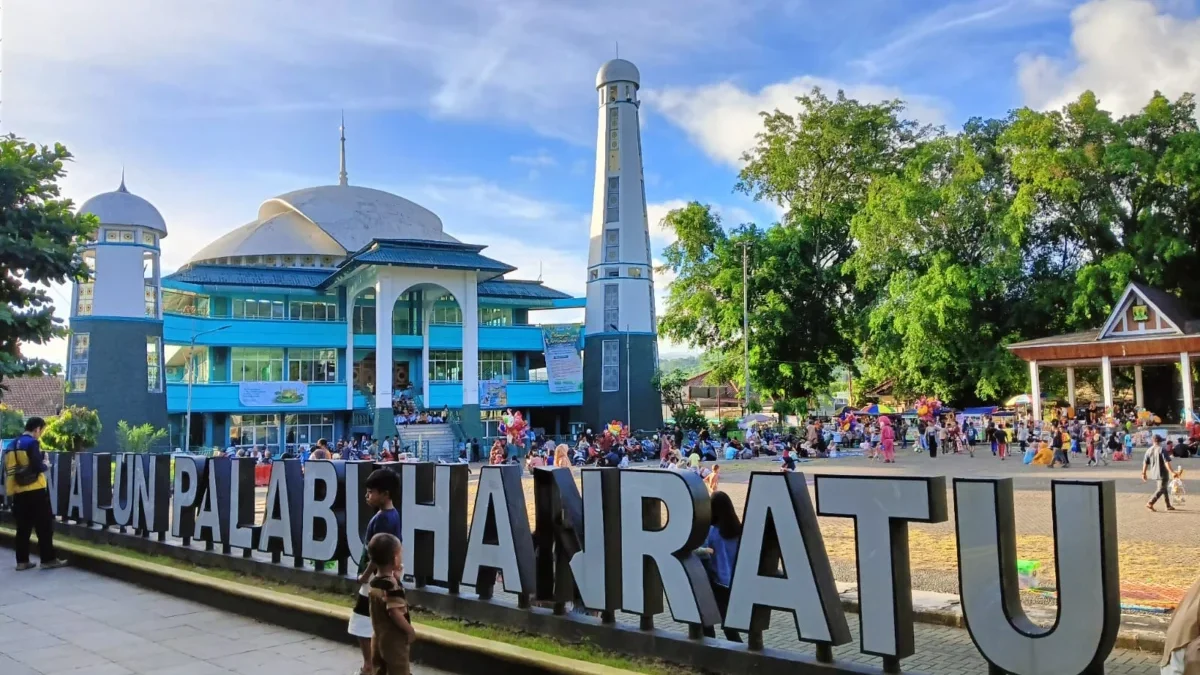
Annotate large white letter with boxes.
[402,463,468,592]
[462,465,536,597]
[725,471,850,646]
[301,460,346,563]
[955,478,1119,675]
[171,455,205,540]
[619,470,719,626]
[112,454,136,528]
[228,457,261,552]
[816,475,947,659]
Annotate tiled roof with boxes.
[164,265,331,289]
[347,241,514,273]
[1007,329,1102,349]
[0,375,65,418]
[477,279,572,300]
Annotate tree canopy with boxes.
[657,88,1200,408]
[0,136,97,389]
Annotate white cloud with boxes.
[1018,0,1200,115]
[6,0,764,143]
[646,199,690,249]
[509,150,558,168]
[648,78,947,168]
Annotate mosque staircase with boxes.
[395,423,456,462]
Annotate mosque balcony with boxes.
[349,324,548,351]
[166,381,351,414]
[425,380,582,409]
[164,313,345,348]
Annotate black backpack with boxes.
[6,437,42,487]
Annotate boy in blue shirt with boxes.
[348,469,402,675]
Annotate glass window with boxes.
[76,282,93,316]
[602,340,619,393]
[606,177,619,223]
[428,350,463,382]
[229,414,280,450]
[146,336,162,393]
[144,283,158,317]
[231,347,284,382]
[232,297,285,319]
[353,299,376,334]
[603,284,619,331]
[479,307,512,327]
[606,268,619,278]
[163,289,210,316]
[121,230,135,243]
[164,345,207,384]
[104,229,120,243]
[604,228,619,262]
[288,298,337,321]
[431,296,462,325]
[288,348,338,383]
[479,351,513,381]
[284,413,334,449]
[69,364,88,393]
[69,333,89,393]
[141,231,156,246]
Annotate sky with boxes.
[7,0,1200,366]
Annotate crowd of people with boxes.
[392,394,450,426]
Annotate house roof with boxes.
[0,376,65,419]
[165,265,331,289]
[322,239,515,288]
[1131,282,1195,333]
[477,279,572,301]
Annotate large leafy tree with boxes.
[0,136,97,388]
[658,89,930,401]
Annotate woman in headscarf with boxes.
[1162,576,1200,674]
[879,416,896,463]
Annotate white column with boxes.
[461,276,479,408]
[1066,367,1076,408]
[1182,353,1194,421]
[1101,355,1114,412]
[345,286,356,410]
[1029,360,1041,422]
[421,297,434,406]
[1134,364,1144,410]
[374,276,394,411]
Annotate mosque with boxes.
[64,59,664,454]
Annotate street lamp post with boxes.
[184,324,231,454]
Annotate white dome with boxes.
[79,180,167,235]
[596,59,640,88]
[187,184,457,265]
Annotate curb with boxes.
[0,531,636,675]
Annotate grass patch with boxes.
[12,530,684,675]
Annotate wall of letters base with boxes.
[28,453,1121,675]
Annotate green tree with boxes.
[0,136,98,389]
[652,368,690,421]
[114,420,168,454]
[41,405,101,452]
[0,403,24,438]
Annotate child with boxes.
[704,464,721,493]
[349,469,403,675]
[367,533,416,675]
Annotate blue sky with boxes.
[7,0,1200,365]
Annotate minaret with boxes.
[582,59,663,431]
[338,111,349,186]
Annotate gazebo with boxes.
[1007,282,1199,422]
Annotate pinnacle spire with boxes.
[338,110,348,187]
[118,166,128,193]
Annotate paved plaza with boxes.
[0,564,448,675]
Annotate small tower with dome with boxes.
[66,176,170,450]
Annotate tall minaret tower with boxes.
[582,59,663,430]
[67,177,169,451]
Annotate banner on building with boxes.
[238,381,308,407]
[541,324,583,394]
[479,379,508,409]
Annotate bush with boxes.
[41,405,101,452]
[115,420,168,454]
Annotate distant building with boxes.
[0,375,65,419]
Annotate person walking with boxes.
[4,417,67,571]
[879,416,896,463]
[1144,435,1176,512]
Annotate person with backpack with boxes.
[4,417,66,571]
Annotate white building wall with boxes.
[91,245,150,318]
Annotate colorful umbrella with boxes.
[859,404,896,415]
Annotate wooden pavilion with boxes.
[1007,282,1200,422]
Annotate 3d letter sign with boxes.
[33,455,1120,675]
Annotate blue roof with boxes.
[165,265,330,289]
[347,240,514,273]
[477,279,572,300]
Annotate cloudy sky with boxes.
[6,0,1200,365]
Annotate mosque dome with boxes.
[596,59,640,88]
[187,184,458,266]
[79,179,168,235]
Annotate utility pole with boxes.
[741,241,751,413]
[184,324,231,453]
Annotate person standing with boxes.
[698,491,742,642]
[1144,435,1176,512]
[4,417,67,571]
[879,415,896,463]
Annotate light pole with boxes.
[741,241,751,414]
[184,324,231,454]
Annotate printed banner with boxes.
[479,380,508,409]
[238,381,308,407]
[541,324,583,394]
